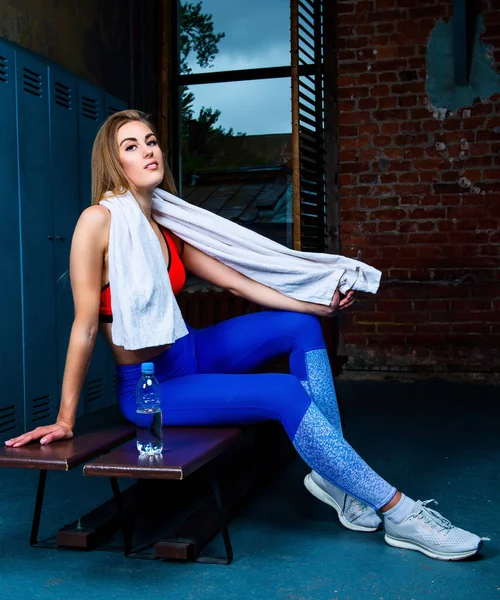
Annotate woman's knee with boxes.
[270,374,312,436]
[279,311,325,350]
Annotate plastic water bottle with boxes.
[136,362,163,455]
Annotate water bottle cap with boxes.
[141,362,154,375]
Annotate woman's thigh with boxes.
[120,372,311,439]
[193,311,326,377]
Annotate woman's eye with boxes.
[125,144,137,151]
[147,139,158,146]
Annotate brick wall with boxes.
[336,0,500,374]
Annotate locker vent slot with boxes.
[87,378,103,403]
[55,81,72,109]
[23,67,43,97]
[0,405,17,434]
[108,105,121,116]
[0,56,8,83]
[81,96,99,120]
[32,395,51,422]
[112,372,117,394]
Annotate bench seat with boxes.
[84,427,244,563]
[0,423,135,546]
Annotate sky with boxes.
[184,0,292,135]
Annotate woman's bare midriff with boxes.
[99,322,172,366]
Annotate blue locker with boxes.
[48,65,81,415]
[77,81,114,413]
[104,94,128,402]
[0,41,24,441]
[106,93,127,117]
[16,51,59,429]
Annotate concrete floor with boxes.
[0,379,498,600]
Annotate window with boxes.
[165,0,332,252]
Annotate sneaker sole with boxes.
[304,474,379,533]
[384,534,483,561]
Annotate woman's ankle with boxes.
[380,491,402,513]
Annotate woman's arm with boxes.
[5,206,109,447]
[182,242,354,317]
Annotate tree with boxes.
[180,1,244,139]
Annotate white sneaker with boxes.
[384,499,483,561]
[304,472,382,532]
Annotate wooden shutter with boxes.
[291,0,326,251]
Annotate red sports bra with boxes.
[99,227,186,323]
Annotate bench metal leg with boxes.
[30,469,47,546]
[196,471,234,565]
[110,477,133,556]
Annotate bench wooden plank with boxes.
[0,424,135,471]
[83,427,243,480]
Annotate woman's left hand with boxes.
[338,290,355,311]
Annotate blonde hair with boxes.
[91,109,177,205]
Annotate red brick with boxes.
[339,149,359,161]
[359,173,379,183]
[378,97,399,109]
[378,221,398,232]
[339,111,372,124]
[372,209,407,221]
[357,73,378,84]
[398,172,419,183]
[338,86,370,99]
[338,3,356,13]
[381,122,400,134]
[338,62,368,74]
[357,25,377,35]
[398,96,419,108]
[378,72,399,83]
[373,135,392,145]
[338,50,357,61]
[359,148,379,160]
[408,232,448,243]
[339,100,357,112]
[370,85,391,96]
[379,173,398,183]
[377,23,395,33]
[341,161,371,174]
[338,75,359,87]
[339,125,359,137]
[376,46,399,59]
[403,147,424,158]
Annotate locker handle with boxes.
[47,235,54,240]
[56,236,65,242]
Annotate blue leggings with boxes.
[117,311,396,510]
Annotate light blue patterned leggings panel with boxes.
[116,311,396,510]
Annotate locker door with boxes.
[105,93,127,117]
[77,81,113,413]
[0,41,24,441]
[103,93,128,405]
[16,51,59,429]
[48,66,81,414]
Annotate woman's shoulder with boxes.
[78,204,111,231]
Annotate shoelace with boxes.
[412,499,453,533]
[345,495,373,518]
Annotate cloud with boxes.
[188,77,291,135]
[185,1,292,134]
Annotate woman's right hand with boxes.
[4,421,74,448]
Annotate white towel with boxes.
[100,189,381,350]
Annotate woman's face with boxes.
[117,120,165,191]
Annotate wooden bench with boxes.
[84,427,243,564]
[0,423,135,547]
[0,418,293,563]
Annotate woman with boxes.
[5,110,482,561]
